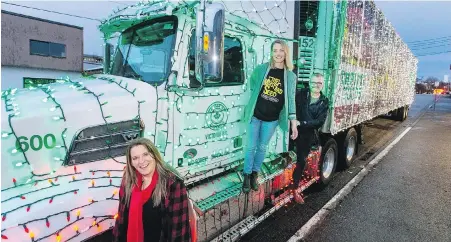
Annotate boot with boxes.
[242,174,251,193]
[250,172,259,191]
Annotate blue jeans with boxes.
[243,116,279,174]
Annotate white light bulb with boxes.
[50,107,56,112]
[12,149,18,154]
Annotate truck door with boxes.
[174,32,248,183]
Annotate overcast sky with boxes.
[2,0,450,80]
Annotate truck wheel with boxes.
[317,138,338,187]
[395,106,408,121]
[339,128,358,169]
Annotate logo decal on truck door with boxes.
[205,102,228,130]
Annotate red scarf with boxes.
[127,170,159,242]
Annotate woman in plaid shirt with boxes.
[113,138,193,242]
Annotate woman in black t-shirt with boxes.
[242,40,298,193]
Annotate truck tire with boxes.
[338,128,358,169]
[395,106,408,121]
[317,137,338,187]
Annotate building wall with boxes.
[1,66,82,90]
[1,11,83,72]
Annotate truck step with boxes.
[210,176,319,242]
[190,152,297,214]
[210,193,292,242]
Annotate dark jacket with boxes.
[295,88,329,131]
[113,174,191,242]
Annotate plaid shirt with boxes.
[113,174,191,242]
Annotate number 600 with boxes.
[15,134,57,152]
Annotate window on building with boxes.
[189,31,244,87]
[23,77,56,88]
[30,40,66,58]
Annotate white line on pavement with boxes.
[287,126,413,242]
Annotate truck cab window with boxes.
[189,31,244,87]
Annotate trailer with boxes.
[1,1,417,241]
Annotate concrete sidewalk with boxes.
[305,96,451,242]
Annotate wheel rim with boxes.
[346,136,356,162]
[322,148,335,179]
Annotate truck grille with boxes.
[66,120,142,165]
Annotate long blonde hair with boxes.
[270,39,294,71]
[123,138,173,207]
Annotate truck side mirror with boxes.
[103,43,112,74]
[195,2,225,83]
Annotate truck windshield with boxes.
[110,18,177,85]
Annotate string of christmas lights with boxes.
[1,166,121,241]
[39,86,67,121]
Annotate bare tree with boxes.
[425,76,440,84]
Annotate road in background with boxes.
[305,95,451,242]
